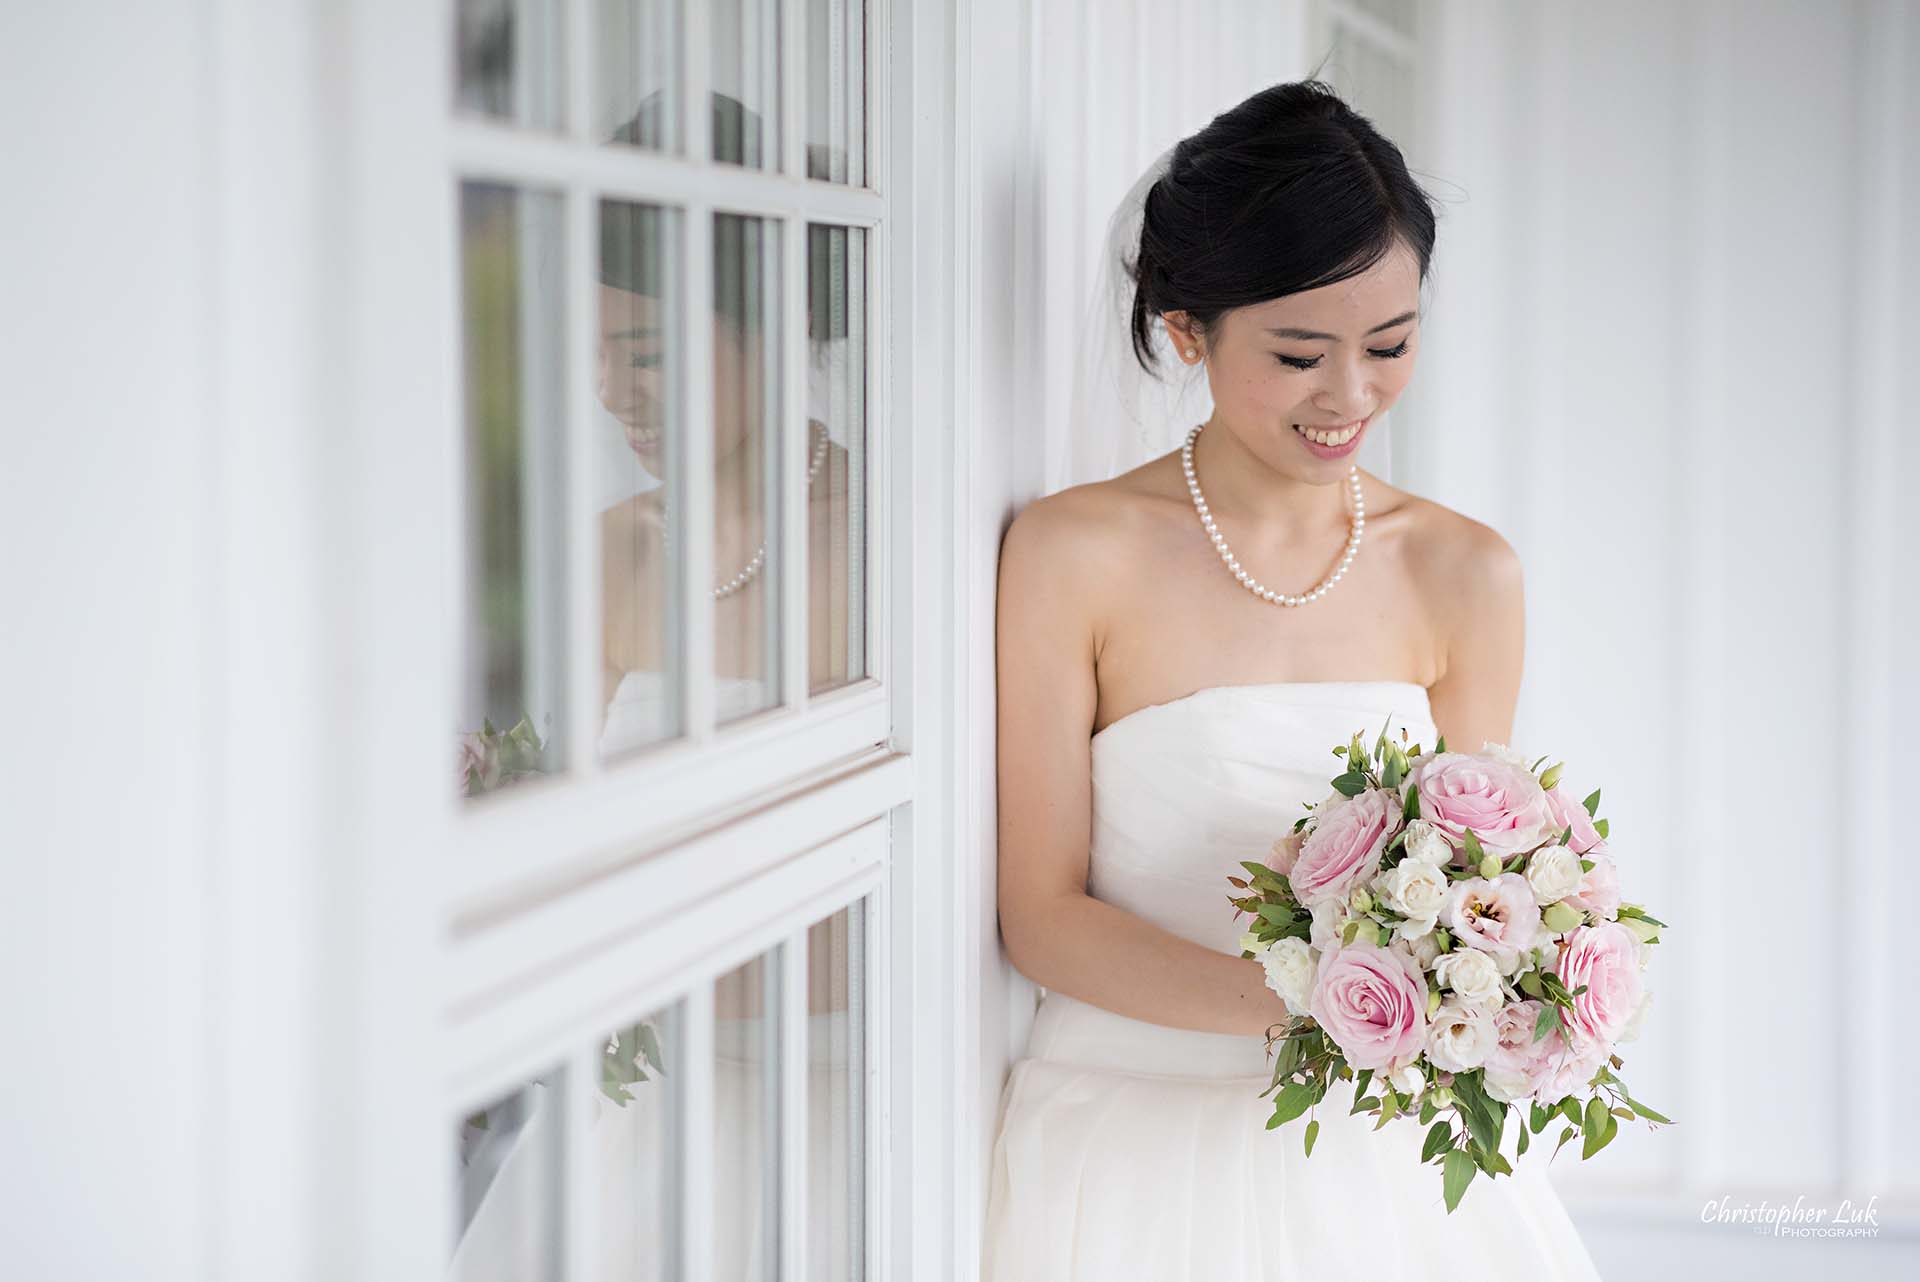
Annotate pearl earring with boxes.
[1185,347,1198,359]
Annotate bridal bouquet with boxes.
[1228,717,1670,1212]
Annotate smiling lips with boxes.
[1294,418,1366,446]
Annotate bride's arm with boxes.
[993,491,1291,1040]
[1422,516,1525,753]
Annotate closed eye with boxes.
[1275,337,1411,371]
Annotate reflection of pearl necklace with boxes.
[1181,421,1364,607]
[662,422,831,599]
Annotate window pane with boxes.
[595,0,680,151]
[715,951,781,1281]
[598,201,686,757]
[458,183,567,800]
[711,0,780,169]
[596,1001,687,1280]
[807,902,864,1280]
[454,0,564,130]
[804,0,866,184]
[806,225,867,694]
[452,1070,565,1279]
[713,213,782,722]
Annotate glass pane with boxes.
[595,0,680,151]
[806,225,867,694]
[715,952,781,1281]
[711,0,780,169]
[458,183,567,800]
[598,200,686,757]
[713,213,782,722]
[452,1070,565,1279]
[807,902,864,1280]
[454,0,564,130]
[805,0,866,184]
[596,1001,687,1281]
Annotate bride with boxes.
[984,80,1603,1278]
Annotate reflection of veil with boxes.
[1053,143,1394,496]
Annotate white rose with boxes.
[1388,1064,1425,1095]
[1483,1064,1534,1103]
[1393,913,1439,944]
[1524,845,1584,905]
[1425,1001,1497,1072]
[1479,741,1536,771]
[1407,930,1445,970]
[1259,936,1317,1016]
[1617,988,1653,1043]
[1433,947,1505,1010]
[1374,859,1450,924]
[1309,898,1348,952]
[1401,819,1455,867]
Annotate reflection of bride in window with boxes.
[451,93,861,1281]
[596,98,861,756]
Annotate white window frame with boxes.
[217,0,972,1279]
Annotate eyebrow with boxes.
[1264,311,1418,342]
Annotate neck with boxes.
[1191,414,1352,541]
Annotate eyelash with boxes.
[1275,338,1411,371]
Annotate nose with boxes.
[1315,357,1375,423]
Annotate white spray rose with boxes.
[1479,741,1537,771]
[1388,1064,1425,1096]
[1524,844,1584,905]
[1374,859,1450,934]
[1309,898,1348,952]
[1424,1001,1497,1072]
[1258,936,1316,1017]
[1400,818,1455,867]
[1433,947,1506,1010]
[1407,930,1445,971]
[1617,988,1653,1042]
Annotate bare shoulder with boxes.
[999,470,1176,599]
[1396,489,1523,603]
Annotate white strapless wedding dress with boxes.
[981,680,1605,1281]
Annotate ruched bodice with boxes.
[1089,679,1438,955]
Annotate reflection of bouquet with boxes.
[602,1021,667,1107]
[1230,718,1671,1212]
[457,715,548,797]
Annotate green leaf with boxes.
[1331,770,1369,797]
[1559,1098,1583,1128]
[1515,1122,1531,1157]
[1582,1109,1619,1159]
[1462,828,1486,864]
[1418,1096,1438,1124]
[1353,1068,1374,1099]
[1530,1102,1551,1135]
[1435,733,1447,753]
[1533,1004,1560,1043]
[1267,1081,1316,1128]
[1442,1149,1476,1213]
[1403,786,1422,821]
[1552,1124,1578,1160]
[1303,1118,1320,1157]
[1593,818,1609,838]
[1422,1121,1453,1162]
[1581,787,1601,817]
[1620,1093,1673,1125]
[1256,902,1294,925]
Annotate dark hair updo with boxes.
[1128,79,1438,374]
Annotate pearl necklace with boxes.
[663,421,832,598]
[1180,421,1365,607]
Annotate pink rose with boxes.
[1410,752,1555,860]
[1482,999,1560,1102]
[1536,1029,1609,1100]
[1542,782,1605,854]
[1309,939,1430,1072]
[1550,922,1644,1047]
[1290,788,1399,907]
[1266,830,1304,877]
[1561,842,1622,919]
[1441,873,1542,971]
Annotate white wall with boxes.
[1413,1,1919,1273]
